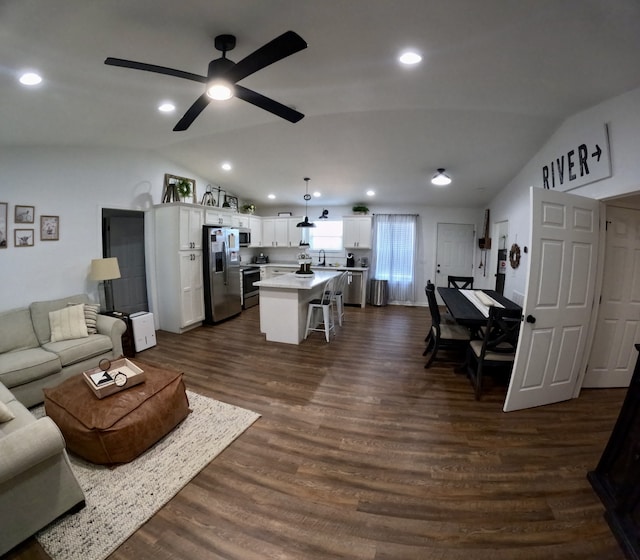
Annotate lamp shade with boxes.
[90,257,121,281]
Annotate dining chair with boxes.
[423,282,471,368]
[447,275,474,289]
[305,277,337,342]
[466,306,521,399]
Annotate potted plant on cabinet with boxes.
[352,204,369,215]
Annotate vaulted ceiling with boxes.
[2,0,640,208]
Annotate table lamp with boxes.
[90,257,121,312]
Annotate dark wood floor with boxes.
[7,304,627,560]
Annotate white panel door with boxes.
[583,206,640,387]
[504,188,600,412]
[435,223,475,290]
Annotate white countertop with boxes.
[253,263,370,272]
[254,269,342,290]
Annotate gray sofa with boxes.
[0,381,85,555]
[0,294,126,407]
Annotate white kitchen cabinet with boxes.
[154,204,205,333]
[231,214,250,228]
[262,217,289,247]
[204,208,235,226]
[343,216,372,248]
[287,217,305,247]
[179,251,205,328]
[248,215,262,247]
[178,205,204,250]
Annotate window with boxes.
[309,220,343,251]
[372,214,417,303]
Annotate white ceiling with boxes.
[2,0,640,209]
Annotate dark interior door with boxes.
[102,209,148,314]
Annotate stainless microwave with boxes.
[239,228,251,247]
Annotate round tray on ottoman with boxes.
[44,362,190,465]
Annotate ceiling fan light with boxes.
[431,168,452,186]
[206,82,233,100]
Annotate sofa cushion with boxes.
[0,308,39,354]
[0,402,14,423]
[83,304,100,335]
[43,333,113,367]
[30,294,90,345]
[49,305,88,342]
[0,348,61,389]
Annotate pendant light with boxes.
[296,177,316,228]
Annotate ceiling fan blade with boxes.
[105,57,207,83]
[173,93,211,131]
[223,31,307,83]
[235,85,304,123]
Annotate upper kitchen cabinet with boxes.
[176,204,203,251]
[248,216,262,247]
[262,217,290,247]
[343,216,372,248]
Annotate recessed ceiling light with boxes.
[221,162,232,171]
[366,190,375,197]
[398,51,422,65]
[313,191,321,198]
[268,194,276,200]
[19,72,42,86]
[158,102,175,112]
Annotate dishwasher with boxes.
[343,271,363,306]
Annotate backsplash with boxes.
[239,246,371,267]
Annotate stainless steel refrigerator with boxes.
[203,225,242,323]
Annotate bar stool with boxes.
[305,277,337,342]
[328,271,349,327]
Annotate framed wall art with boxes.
[15,205,34,224]
[162,174,196,204]
[14,229,34,247]
[223,195,238,211]
[40,215,60,241]
[0,202,7,248]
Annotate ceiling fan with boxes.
[105,31,307,131]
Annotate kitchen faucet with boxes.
[318,249,326,266]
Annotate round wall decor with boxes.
[509,243,521,269]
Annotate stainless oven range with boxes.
[240,266,260,309]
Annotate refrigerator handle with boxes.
[222,241,228,285]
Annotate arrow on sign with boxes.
[592,144,602,161]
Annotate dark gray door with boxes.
[103,209,148,314]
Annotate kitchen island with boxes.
[254,270,342,344]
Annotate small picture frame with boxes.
[0,202,7,249]
[14,228,34,247]
[15,205,35,224]
[278,211,293,217]
[40,215,60,241]
[223,195,238,211]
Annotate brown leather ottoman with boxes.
[44,362,190,465]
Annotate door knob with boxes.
[526,314,536,324]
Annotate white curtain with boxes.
[371,214,418,304]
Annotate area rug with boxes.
[31,390,260,560]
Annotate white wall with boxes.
[0,146,210,310]
[485,85,640,302]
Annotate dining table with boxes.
[437,287,522,328]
